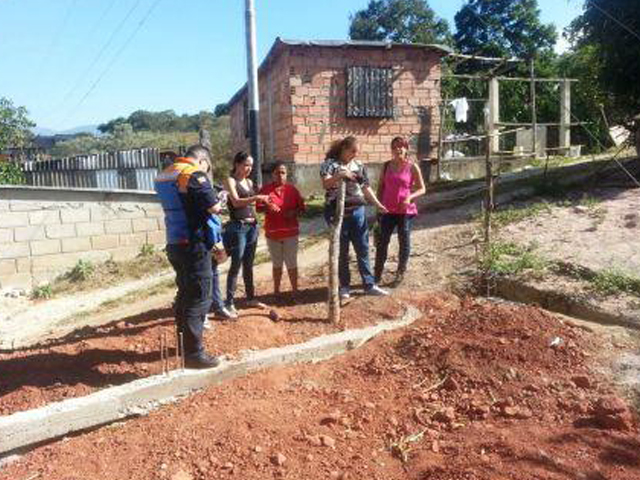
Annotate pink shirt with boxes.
[381,162,418,215]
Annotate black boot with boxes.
[185,352,221,369]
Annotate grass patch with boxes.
[590,269,640,297]
[31,284,53,300]
[42,251,171,300]
[482,241,548,277]
[492,202,552,227]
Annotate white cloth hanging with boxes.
[449,97,470,123]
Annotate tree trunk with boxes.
[328,179,346,324]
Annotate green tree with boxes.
[454,0,556,58]
[349,0,452,45]
[568,0,640,123]
[0,97,35,151]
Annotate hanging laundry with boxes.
[449,97,470,123]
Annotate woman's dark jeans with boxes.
[374,214,413,280]
[224,221,258,307]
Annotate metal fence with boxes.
[21,148,172,191]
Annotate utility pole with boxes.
[529,58,537,158]
[244,0,262,187]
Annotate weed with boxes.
[492,202,552,227]
[389,429,427,463]
[66,259,95,282]
[482,242,548,277]
[301,194,325,220]
[590,269,640,296]
[139,243,155,257]
[31,284,53,300]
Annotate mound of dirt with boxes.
[2,294,639,480]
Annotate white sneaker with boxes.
[203,318,212,330]
[365,285,389,296]
[339,287,351,300]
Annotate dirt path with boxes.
[2,293,639,480]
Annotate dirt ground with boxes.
[501,188,640,277]
[4,181,640,479]
[2,293,639,480]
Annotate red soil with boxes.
[2,293,639,480]
[0,277,402,416]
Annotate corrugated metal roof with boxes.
[226,37,452,108]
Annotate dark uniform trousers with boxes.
[167,244,213,356]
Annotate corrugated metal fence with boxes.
[21,148,171,191]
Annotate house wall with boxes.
[0,186,166,292]
[229,45,442,193]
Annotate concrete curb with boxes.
[0,306,421,456]
[495,277,640,330]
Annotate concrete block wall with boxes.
[0,186,166,291]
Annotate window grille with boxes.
[346,66,393,118]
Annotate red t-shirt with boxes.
[258,182,305,240]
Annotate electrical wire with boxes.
[34,0,78,78]
[51,0,142,116]
[57,0,164,127]
[586,0,640,43]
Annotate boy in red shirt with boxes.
[258,162,305,294]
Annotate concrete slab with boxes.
[0,306,420,456]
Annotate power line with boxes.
[51,0,143,116]
[35,0,78,78]
[587,0,640,43]
[58,0,164,127]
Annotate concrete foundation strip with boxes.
[0,306,420,456]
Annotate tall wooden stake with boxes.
[328,179,346,324]
[484,133,494,249]
[529,59,537,158]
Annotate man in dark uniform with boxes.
[155,145,221,368]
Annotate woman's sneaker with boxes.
[339,287,351,300]
[365,285,389,296]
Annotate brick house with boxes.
[227,38,451,192]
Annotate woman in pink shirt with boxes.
[374,136,426,286]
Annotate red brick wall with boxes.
[229,51,293,165]
[229,45,442,167]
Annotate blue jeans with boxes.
[210,260,224,312]
[166,245,212,356]
[374,214,413,279]
[337,206,375,290]
[224,221,258,306]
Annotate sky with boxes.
[0,0,584,132]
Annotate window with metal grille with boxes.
[346,66,393,118]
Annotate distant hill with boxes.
[32,124,100,136]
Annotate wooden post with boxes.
[436,96,447,182]
[328,179,346,324]
[529,59,537,158]
[484,133,494,249]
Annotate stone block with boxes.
[14,225,46,242]
[0,273,33,291]
[132,218,158,233]
[61,237,92,253]
[118,233,147,247]
[143,206,165,218]
[76,222,105,237]
[60,208,91,224]
[0,228,13,244]
[16,257,32,273]
[146,230,166,245]
[0,201,9,211]
[0,212,29,228]
[0,259,17,275]
[46,224,76,239]
[9,200,43,212]
[30,239,62,256]
[29,210,61,225]
[0,242,30,259]
[92,234,119,250]
[90,207,118,222]
[104,219,132,235]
